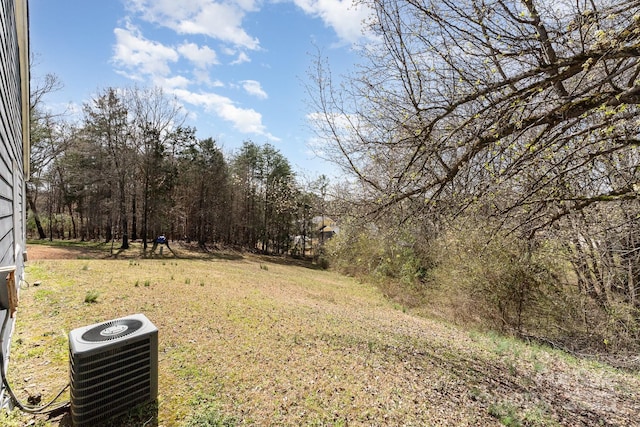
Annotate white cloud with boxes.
[193,69,224,87]
[157,75,191,90]
[230,51,251,65]
[127,0,201,21]
[126,0,260,50]
[241,80,268,99]
[173,88,280,141]
[112,24,179,78]
[293,0,371,43]
[233,0,259,12]
[178,42,218,68]
[293,0,373,44]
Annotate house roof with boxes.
[312,216,336,227]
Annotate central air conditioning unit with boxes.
[68,313,158,427]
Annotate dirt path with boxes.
[26,243,118,260]
[27,245,85,260]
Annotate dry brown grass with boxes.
[5,241,640,426]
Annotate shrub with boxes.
[327,213,639,353]
[424,222,577,338]
[325,217,432,307]
[84,290,100,304]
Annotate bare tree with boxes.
[83,88,132,249]
[177,137,229,248]
[309,0,640,349]
[312,0,640,234]
[28,73,64,239]
[125,86,189,251]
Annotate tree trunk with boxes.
[119,176,129,249]
[131,189,138,241]
[197,178,206,247]
[142,172,149,252]
[27,190,46,239]
[48,195,53,241]
[79,206,86,241]
[68,203,77,239]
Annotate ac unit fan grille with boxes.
[81,318,143,342]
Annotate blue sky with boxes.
[29,0,373,179]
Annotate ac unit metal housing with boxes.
[69,313,158,427]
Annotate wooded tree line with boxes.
[29,0,640,352]
[28,85,325,255]
[315,0,640,352]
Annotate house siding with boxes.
[0,0,28,407]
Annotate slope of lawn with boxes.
[3,241,640,426]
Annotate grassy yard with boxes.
[3,241,640,426]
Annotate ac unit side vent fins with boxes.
[71,366,152,404]
[71,378,151,417]
[69,314,158,427]
[70,344,151,382]
[73,338,151,364]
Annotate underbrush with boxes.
[326,220,640,356]
[324,219,431,308]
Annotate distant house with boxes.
[0,0,30,407]
[313,216,339,243]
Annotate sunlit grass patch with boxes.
[7,245,640,426]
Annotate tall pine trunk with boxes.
[27,190,46,239]
[119,175,129,249]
